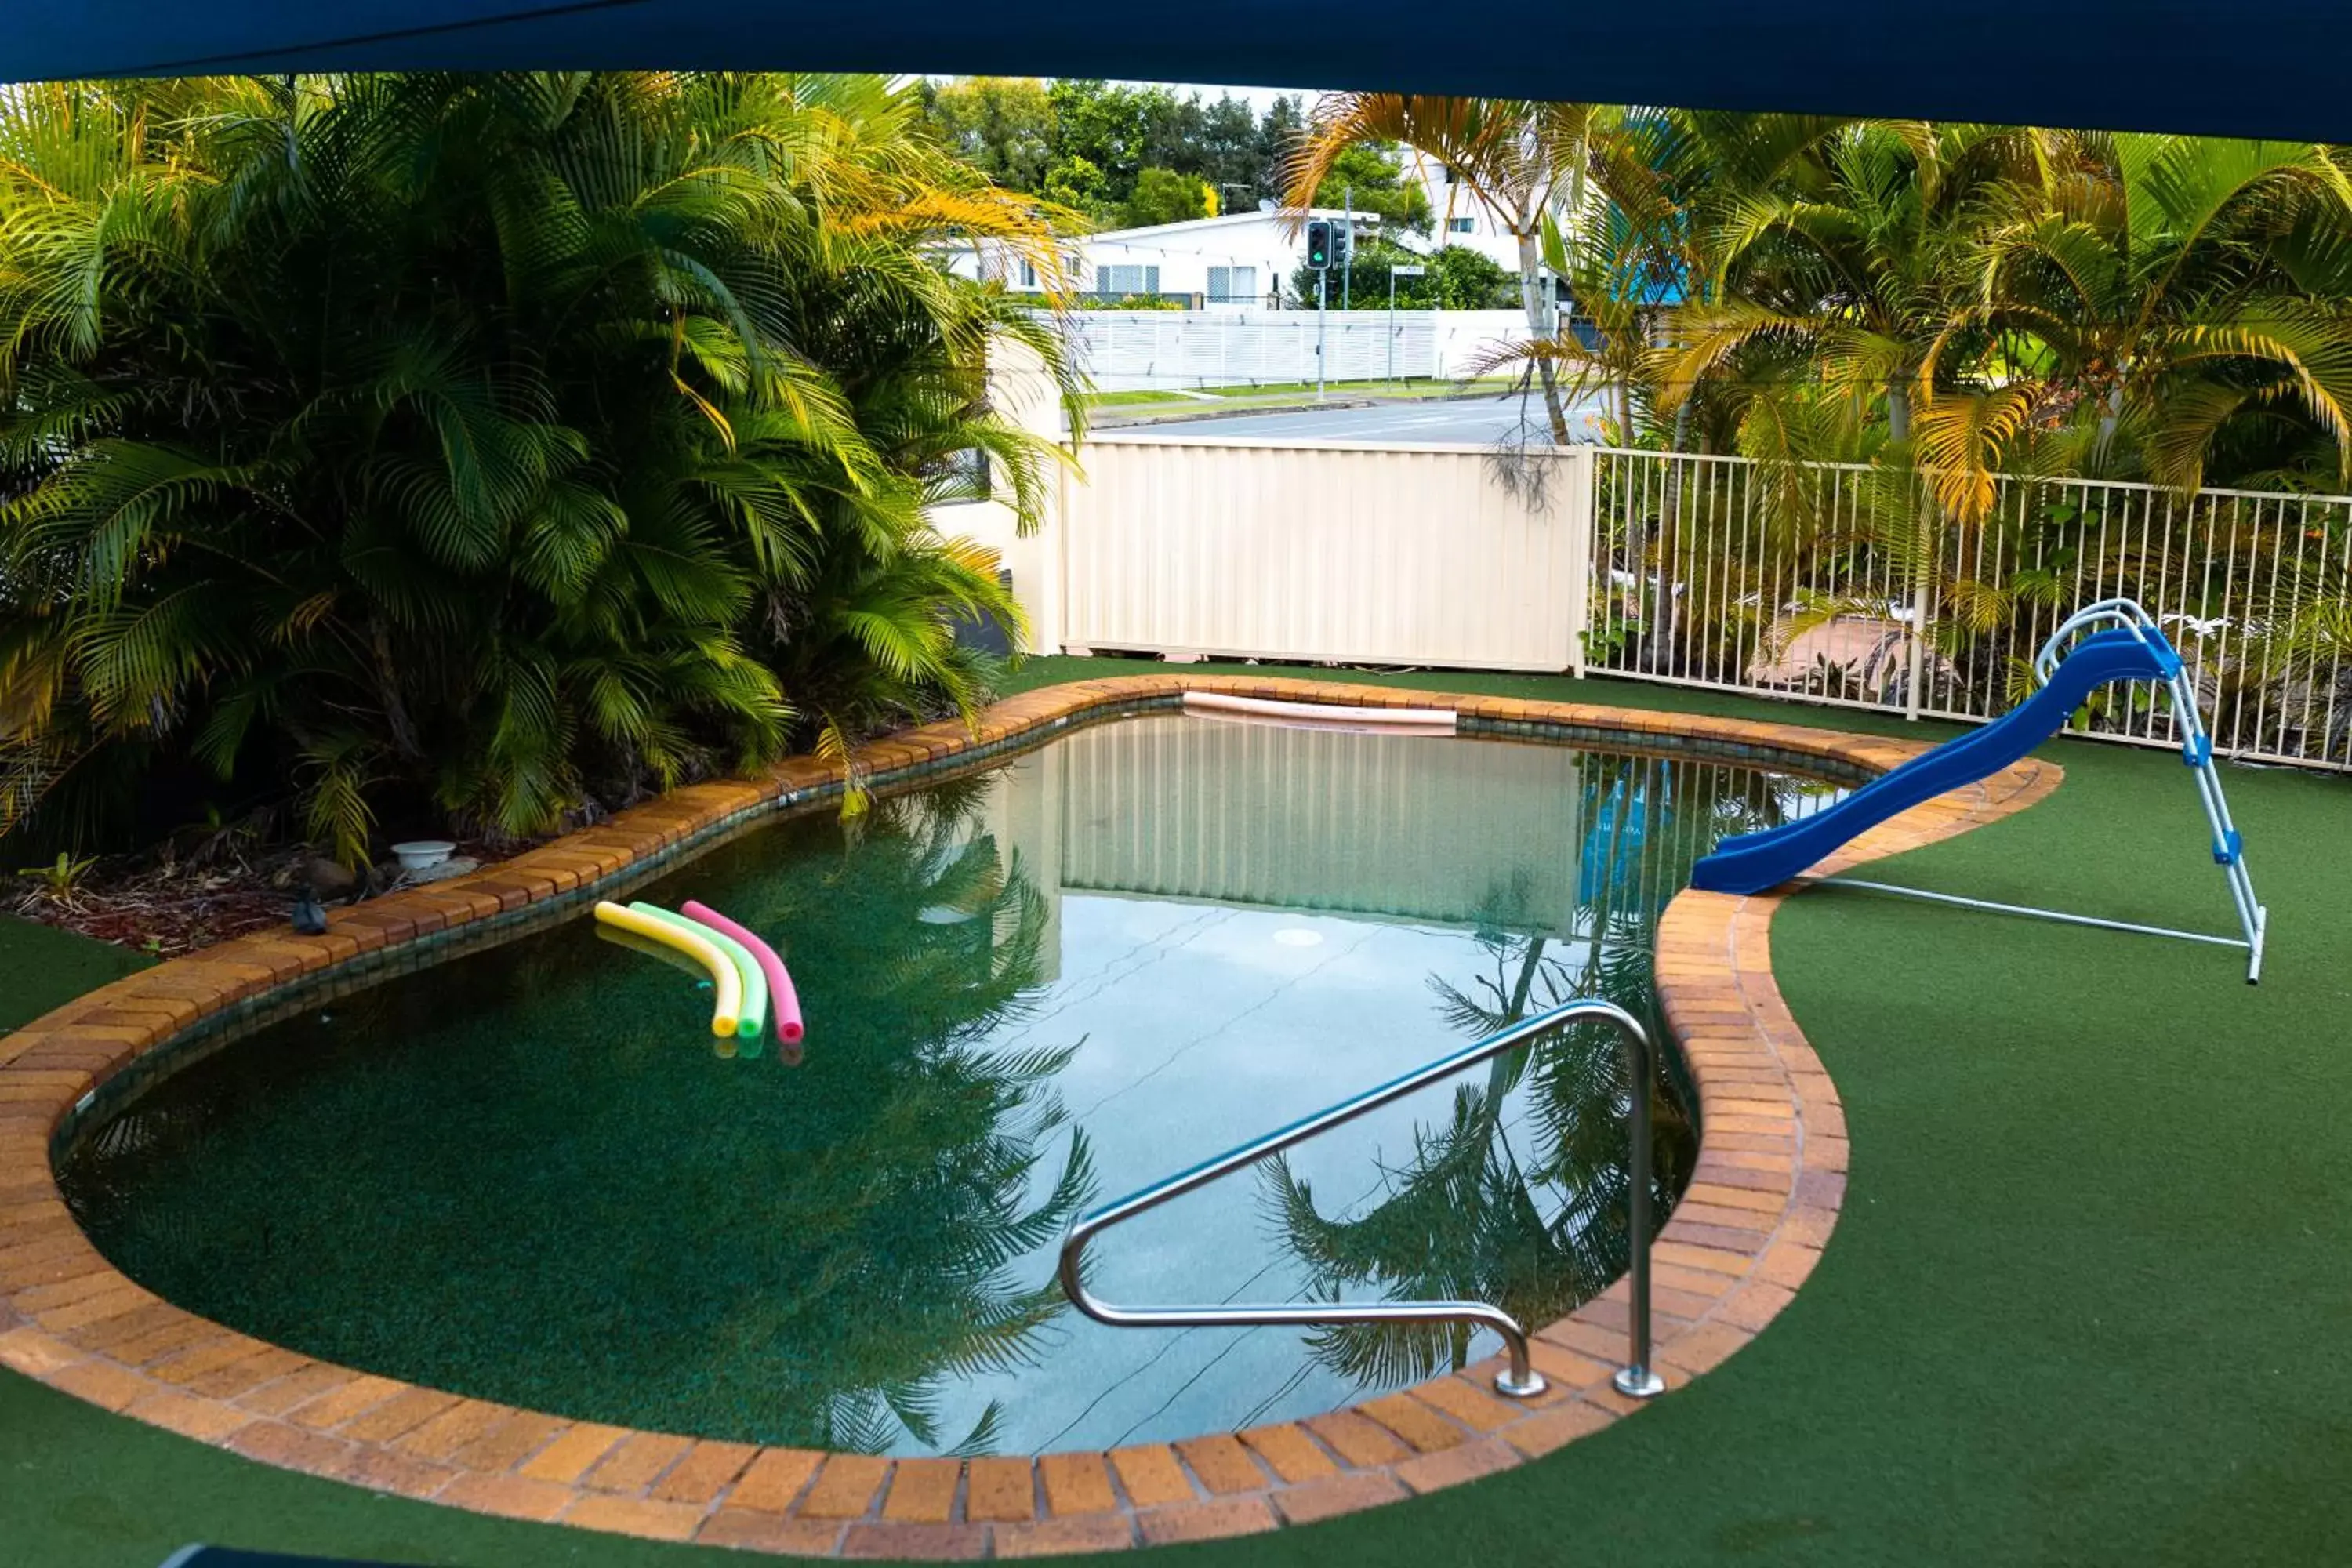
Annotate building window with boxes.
[1018,260,1037,288]
[1447,216,1476,234]
[1096,263,1160,298]
[1205,265,1257,303]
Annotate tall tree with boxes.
[1200,94,1268,205]
[1254,95,1308,205]
[924,79,1319,220]
[1304,142,1434,237]
[917,76,1057,191]
[1047,79,1150,200]
[1122,166,1217,229]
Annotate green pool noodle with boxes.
[632,902,767,1040]
[593,900,737,1034]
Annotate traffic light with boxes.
[1305,220,1331,270]
[1332,225,1351,267]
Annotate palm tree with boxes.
[0,73,1083,862]
[1283,96,1620,442]
[1463,109,1702,446]
[1472,111,1889,666]
[1668,129,2352,713]
[1647,120,2069,456]
[1619,122,2067,687]
[1953,134,2352,495]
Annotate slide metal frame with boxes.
[1810,598,2267,982]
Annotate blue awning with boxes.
[4,3,2347,143]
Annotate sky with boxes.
[1132,82,1322,114]
[922,75,1325,115]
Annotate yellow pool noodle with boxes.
[630,902,767,1042]
[597,920,766,1054]
[593,900,740,1036]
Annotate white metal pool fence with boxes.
[1580,448,2352,773]
[991,434,2352,776]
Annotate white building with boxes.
[1401,151,1526,274]
[949,208,1375,310]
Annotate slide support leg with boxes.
[2169,670,2267,982]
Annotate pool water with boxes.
[61,714,1840,1457]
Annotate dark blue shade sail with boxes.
[4,3,2349,143]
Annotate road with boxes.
[1102,390,1613,446]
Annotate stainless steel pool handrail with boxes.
[1055,997,1665,1402]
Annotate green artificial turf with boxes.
[0,913,152,1033]
[6,659,2349,1566]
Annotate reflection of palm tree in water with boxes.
[62,775,1098,1461]
[686,775,1099,1454]
[1263,753,1806,1388]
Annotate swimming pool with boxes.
[59,712,1841,1460]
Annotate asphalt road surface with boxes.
[1109,390,1612,446]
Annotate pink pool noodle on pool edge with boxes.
[681,900,804,1047]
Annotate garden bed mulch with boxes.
[9,837,521,960]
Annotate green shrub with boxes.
[0,73,1081,862]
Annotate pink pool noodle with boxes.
[681,901,804,1047]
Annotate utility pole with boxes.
[1341,186,1354,312]
[1307,219,1333,401]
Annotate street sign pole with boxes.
[1316,269,1327,399]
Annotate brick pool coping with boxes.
[0,677,2060,1557]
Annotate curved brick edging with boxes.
[0,677,2061,1557]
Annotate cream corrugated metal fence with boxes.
[1058,434,1590,673]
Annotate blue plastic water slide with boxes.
[1689,626,2177,896]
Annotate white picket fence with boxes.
[963,432,2352,775]
[1067,310,1533,391]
